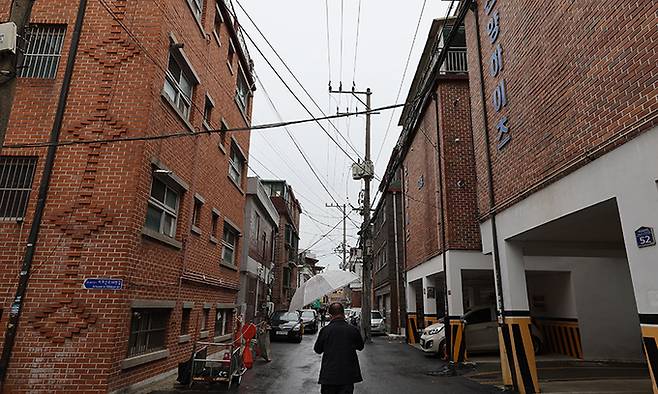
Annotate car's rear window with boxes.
[372,311,382,319]
[301,311,315,318]
[272,312,299,321]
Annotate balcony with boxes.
[440,47,467,74]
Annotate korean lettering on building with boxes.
[484,0,511,149]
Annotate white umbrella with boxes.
[288,270,359,312]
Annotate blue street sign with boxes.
[83,278,123,290]
[635,227,656,249]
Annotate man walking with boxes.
[313,302,364,394]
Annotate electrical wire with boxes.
[233,0,363,161]
[1,102,406,149]
[374,0,428,166]
[255,74,344,204]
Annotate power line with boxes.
[234,0,363,161]
[255,74,346,210]
[374,0,428,166]
[1,102,406,149]
[324,0,332,85]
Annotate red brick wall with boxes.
[464,1,658,217]
[402,78,481,271]
[0,0,253,391]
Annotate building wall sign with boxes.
[483,0,512,150]
[635,227,656,248]
[83,278,124,290]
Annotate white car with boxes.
[370,310,386,335]
[419,306,544,356]
[420,322,446,354]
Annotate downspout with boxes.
[471,0,506,329]
[471,1,517,388]
[433,91,452,366]
[0,0,89,386]
[392,191,402,334]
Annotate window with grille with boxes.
[127,309,169,357]
[144,177,179,237]
[19,24,66,79]
[0,156,37,220]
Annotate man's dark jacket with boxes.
[313,318,364,385]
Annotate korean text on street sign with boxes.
[83,278,123,290]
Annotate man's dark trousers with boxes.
[321,383,354,394]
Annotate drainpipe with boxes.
[471,0,506,329]
[433,91,452,368]
[392,191,402,334]
[0,0,89,386]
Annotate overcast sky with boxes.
[236,0,451,271]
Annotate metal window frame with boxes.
[19,24,66,79]
[0,156,38,221]
[221,222,238,264]
[148,178,179,237]
[128,309,169,357]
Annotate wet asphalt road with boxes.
[149,330,498,394]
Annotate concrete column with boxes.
[445,254,464,317]
[422,276,437,322]
[496,240,538,394]
[497,241,530,312]
[617,186,658,394]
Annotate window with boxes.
[192,196,203,230]
[19,24,66,79]
[213,2,223,42]
[0,156,37,220]
[201,308,210,331]
[228,142,245,186]
[180,308,191,335]
[203,96,214,129]
[236,69,250,113]
[188,0,203,21]
[214,309,232,337]
[283,267,291,288]
[222,222,238,265]
[251,212,261,243]
[145,177,179,238]
[219,119,228,147]
[227,43,235,69]
[211,210,219,240]
[163,53,195,120]
[127,309,169,357]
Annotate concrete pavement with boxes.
[147,330,499,393]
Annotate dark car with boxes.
[299,309,318,333]
[270,311,303,343]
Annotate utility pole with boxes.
[0,0,37,154]
[330,85,373,343]
[326,203,347,270]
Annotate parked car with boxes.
[370,310,386,335]
[270,311,303,343]
[419,306,544,357]
[299,309,318,333]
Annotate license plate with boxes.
[277,330,287,335]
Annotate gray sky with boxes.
[237,0,451,271]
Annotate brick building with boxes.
[0,0,254,391]
[380,17,489,348]
[458,0,658,392]
[372,168,405,334]
[237,177,278,324]
[261,180,301,311]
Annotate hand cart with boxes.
[188,340,247,389]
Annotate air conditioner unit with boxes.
[0,22,17,54]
